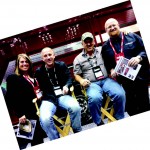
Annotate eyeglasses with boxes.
[106,24,118,30]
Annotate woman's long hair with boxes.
[14,53,33,77]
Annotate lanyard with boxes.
[85,51,97,68]
[45,66,59,85]
[109,33,124,56]
[88,57,97,67]
[23,75,39,88]
[23,75,42,99]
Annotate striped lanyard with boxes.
[109,33,125,63]
[23,75,42,99]
[45,66,59,86]
[23,75,39,88]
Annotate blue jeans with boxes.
[39,95,82,140]
[86,78,126,125]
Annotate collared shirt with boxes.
[73,47,108,82]
[88,54,97,67]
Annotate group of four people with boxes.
[5,18,149,148]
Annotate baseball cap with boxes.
[81,32,94,41]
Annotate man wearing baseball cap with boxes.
[73,32,126,126]
[81,32,94,41]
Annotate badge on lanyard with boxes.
[115,53,124,64]
[45,66,62,97]
[54,86,63,96]
[93,66,104,80]
[23,75,42,99]
[34,86,43,99]
[109,33,125,64]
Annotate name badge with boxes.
[54,86,63,96]
[93,66,104,80]
[115,53,124,64]
[34,87,43,99]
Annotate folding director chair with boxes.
[33,92,73,138]
[71,84,117,124]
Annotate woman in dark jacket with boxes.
[5,53,45,149]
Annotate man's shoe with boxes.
[97,120,104,126]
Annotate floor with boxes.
[22,112,130,149]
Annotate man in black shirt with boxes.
[35,47,82,140]
[102,18,150,116]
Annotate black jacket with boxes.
[102,32,150,82]
[5,74,38,119]
[35,61,73,104]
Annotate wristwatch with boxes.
[137,55,142,62]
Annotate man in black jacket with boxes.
[35,47,82,140]
[101,18,150,116]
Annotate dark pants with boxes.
[120,78,150,116]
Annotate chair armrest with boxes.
[70,86,76,99]
[32,98,40,117]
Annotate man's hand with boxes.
[121,29,130,35]
[80,79,91,87]
[62,86,69,95]
[128,56,142,67]
[110,68,117,78]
